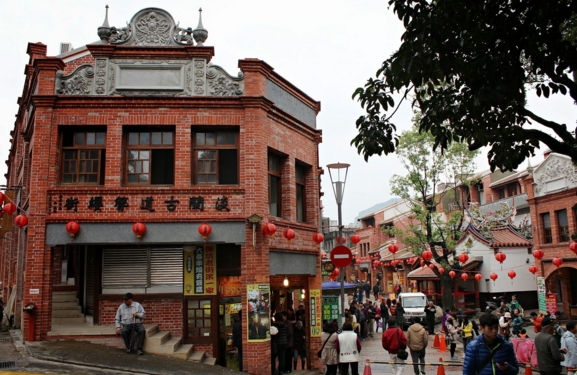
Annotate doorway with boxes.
[184,296,219,357]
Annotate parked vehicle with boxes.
[398,292,428,328]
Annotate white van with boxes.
[398,292,428,327]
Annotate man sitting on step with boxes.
[115,293,146,355]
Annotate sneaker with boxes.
[450,355,458,360]
[421,371,426,375]
[126,349,131,354]
[138,350,144,356]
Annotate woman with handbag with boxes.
[446,316,462,360]
[382,319,408,375]
[336,321,362,375]
[320,321,338,375]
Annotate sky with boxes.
[0,1,575,225]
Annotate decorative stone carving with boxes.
[192,8,208,46]
[206,65,244,96]
[533,154,577,196]
[95,59,108,95]
[56,65,95,95]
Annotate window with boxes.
[296,163,307,222]
[126,130,174,185]
[61,129,105,184]
[557,209,570,242]
[498,188,506,200]
[193,131,238,184]
[477,183,485,204]
[542,213,553,244]
[268,153,282,217]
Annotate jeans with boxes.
[410,348,426,375]
[426,318,435,334]
[338,361,359,375]
[325,364,338,375]
[272,344,287,375]
[121,323,145,351]
[390,353,405,375]
[367,318,375,336]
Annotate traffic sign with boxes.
[330,245,352,268]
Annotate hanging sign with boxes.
[310,289,321,337]
[537,276,546,314]
[322,295,340,322]
[184,245,216,295]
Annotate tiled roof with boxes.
[490,227,532,247]
[406,266,437,278]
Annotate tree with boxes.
[352,0,577,172]
[386,120,479,310]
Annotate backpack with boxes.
[554,324,565,346]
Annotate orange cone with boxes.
[436,358,446,375]
[525,363,533,375]
[433,331,440,348]
[438,334,447,352]
[363,358,372,375]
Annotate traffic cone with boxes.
[525,363,533,375]
[363,358,372,375]
[438,334,447,352]
[433,331,440,348]
[436,358,446,375]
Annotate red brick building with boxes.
[0,7,324,374]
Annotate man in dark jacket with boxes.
[535,316,567,375]
[424,300,437,334]
[232,312,243,372]
[271,312,288,375]
[463,313,519,375]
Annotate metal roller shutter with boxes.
[150,248,183,287]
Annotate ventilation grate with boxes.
[0,338,12,343]
[0,361,15,369]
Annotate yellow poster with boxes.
[310,289,321,337]
[247,284,271,342]
[184,245,217,295]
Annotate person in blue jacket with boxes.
[463,312,519,375]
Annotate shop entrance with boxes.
[184,295,219,357]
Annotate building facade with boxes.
[0,7,324,374]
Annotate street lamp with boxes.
[326,162,350,324]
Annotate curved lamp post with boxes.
[326,162,350,324]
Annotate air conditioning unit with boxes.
[60,43,73,54]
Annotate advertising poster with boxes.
[322,295,340,323]
[219,276,242,297]
[183,245,217,295]
[247,284,271,342]
[537,276,546,314]
[546,293,558,314]
[310,289,321,337]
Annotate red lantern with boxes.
[336,236,347,244]
[570,243,577,254]
[529,265,538,274]
[198,223,212,239]
[388,243,399,254]
[508,270,516,280]
[461,273,469,281]
[0,192,5,204]
[428,264,435,270]
[14,214,28,228]
[312,233,324,244]
[449,270,456,278]
[438,267,445,274]
[350,234,361,244]
[373,260,381,267]
[553,257,563,267]
[475,273,482,281]
[263,223,276,237]
[495,252,506,263]
[320,251,326,258]
[533,249,544,260]
[3,202,16,215]
[332,268,340,276]
[420,260,425,268]
[355,258,361,265]
[458,253,469,264]
[65,220,80,237]
[283,228,296,241]
[490,273,498,281]
[132,222,146,238]
[421,249,433,262]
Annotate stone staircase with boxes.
[144,325,216,365]
[52,291,85,325]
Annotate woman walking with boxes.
[445,316,462,360]
[395,300,406,330]
[460,316,473,355]
[336,321,362,375]
[320,322,338,375]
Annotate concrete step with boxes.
[52,307,82,317]
[188,350,206,363]
[147,337,182,355]
[202,356,217,365]
[144,330,171,348]
[52,301,81,309]
[171,344,194,360]
[53,292,78,302]
[52,316,86,325]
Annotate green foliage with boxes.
[352,0,577,172]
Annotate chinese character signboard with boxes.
[546,293,557,314]
[184,245,216,295]
[310,289,321,337]
[247,284,271,342]
[537,276,546,314]
[322,295,340,322]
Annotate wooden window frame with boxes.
[60,129,106,185]
[192,130,239,185]
[125,129,175,186]
[268,153,283,218]
[541,212,553,244]
[556,209,570,242]
[296,162,308,223]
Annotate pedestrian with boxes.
[283,311,295,373]
[366,301,376,338]
[296,303,306,326]
[512,309,523,337]
[271,312,288,375]
[363,282,371,302]
[498,300,510,316]
[445,316,462,360]
[518,328,528,338]
[441,308,451,333]
[552,313,566,347]
[424,300,436,335]
[498,312,512,341]
[509,295,522,315]
[529,311,543,334]
[394,284,401,298]
[382,319,408,375]
[232,311,243,372]
[357,302,367,340]
[320,321,338,375]
[336,321,362,375]
[374,301,382,333]
[373,283,380,300]
[463,312,519,375]
[380,298,390,332]
[390,299,397,320]
[395,300,405,330]
[535,316,566,375]
[407,316,428,375]
[562,321,577,375]
[461,316,473,354]
[293,320,306,370]
[115,293,146,355]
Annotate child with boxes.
[519,328,528,338]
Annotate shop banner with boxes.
[247,284,271,342]
[537,276,546,314]
[310,289,321,337]
[184,245,217,295]
[219,276,243,297]
[546,293,557,314]
[322,295,340,323]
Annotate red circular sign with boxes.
[330,246,353,268]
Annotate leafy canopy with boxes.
[352,0,577,171]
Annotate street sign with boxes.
[330,245,352,268]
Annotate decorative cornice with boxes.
[30,95,60,107]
